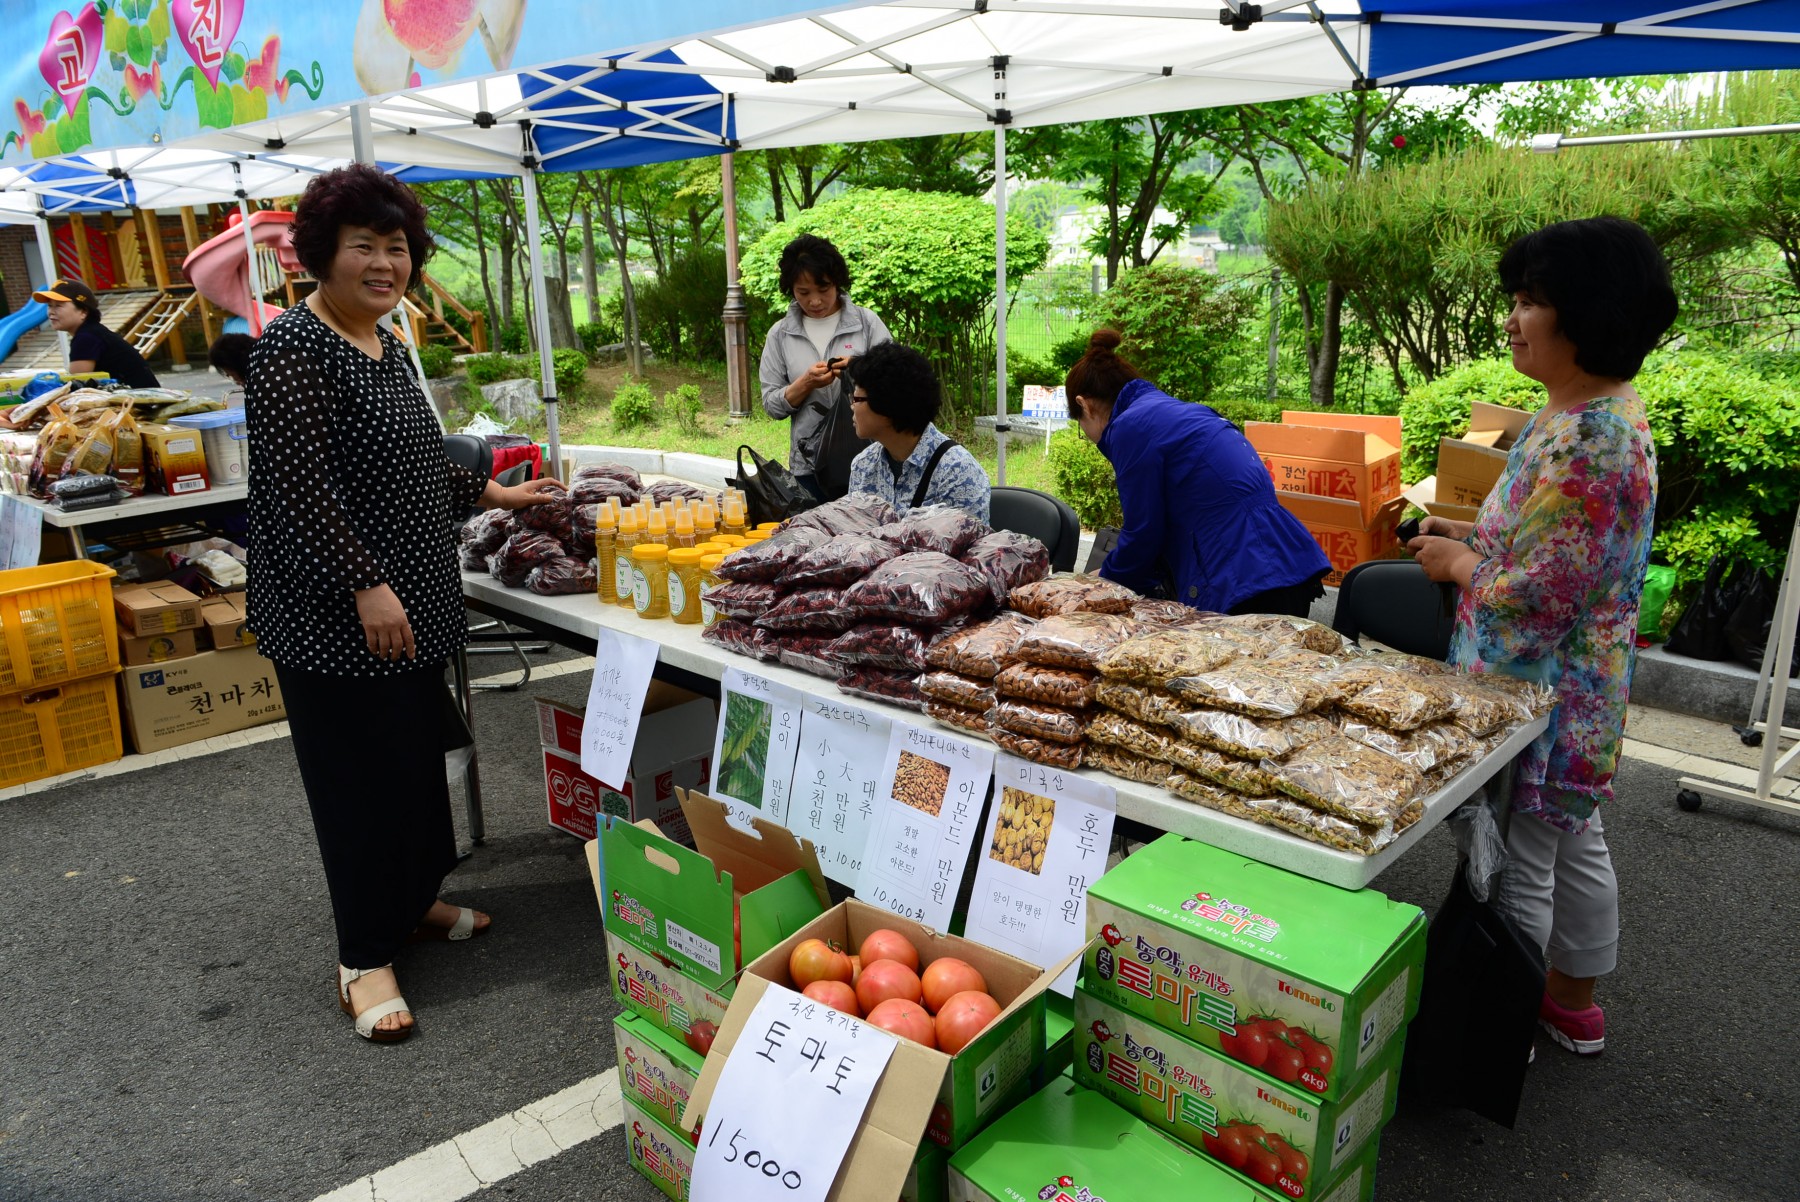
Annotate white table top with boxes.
[12,481,248,529]
[463,571,1546,892]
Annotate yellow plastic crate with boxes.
[0,561,119,695]
[0,674,123,788]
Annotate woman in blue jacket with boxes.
[1068,330,1330,616]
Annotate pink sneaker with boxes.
[1539,993,1605,1056]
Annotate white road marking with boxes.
[310,1071,623,1202]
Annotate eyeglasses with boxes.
[851,392,869,404]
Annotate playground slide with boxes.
[182,210,302,335]
[0,300,47,362]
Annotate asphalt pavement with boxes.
[1,666,1796,1202]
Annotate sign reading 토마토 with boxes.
[690,982,898,1202]
[969,753,1117,994]
[710,668,802,832]
[786,696,893,888]
[857,721,995,931]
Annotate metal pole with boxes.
[993,58,1010,486]
[722,152,752,423]
[236,192,264,337]
[350,103,375,165]
[32,206,69,368]
[1266,266,1281,405]
[520,168,563,474]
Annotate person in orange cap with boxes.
[33,277,160,388]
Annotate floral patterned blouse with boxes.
[1449,394,1657,834]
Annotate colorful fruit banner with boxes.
[1,0,810,162]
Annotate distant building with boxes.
[1047,205,1222,275]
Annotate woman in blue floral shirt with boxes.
[845,341,990,521]
[1410,217,1677,1058]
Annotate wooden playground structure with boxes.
[0,205,485,376]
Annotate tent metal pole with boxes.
[32,205,69,369]
[993,71,1009,487]
[520,168,563,475]
[722,152,752,422]
[350,103,375,165]
[234,163,264,337]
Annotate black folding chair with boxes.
[990,485,1083,573]
[1331,559,1458,661]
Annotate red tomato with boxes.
[1217,1029,1241,1059]
[1201,1133,1227,1161]
[802,979,861,1017]
[921,957,987,1013]
[849,954,863,987]
[1303,1035,1334,1075]
[1264,1037,1306,1083]
[1243,1143,1283,1187]
[859,928,922,972]
[934,991,1001,1054]
[789,938,853,988]
[866,998,937,1047]
[857,958,924,1013]
[1256,1015,1291,1041]
[685,1020,717,1056]
[1216,1127,1251,1170]
[1234,1123,1267,1146]
[1278,1144,1310,1182]
[1232,1024,1271,1069]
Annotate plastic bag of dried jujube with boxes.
[828,623,940,673]
[460,507,515,555]
[715,527,833,583]
[840,552,991,625]
[836,667,925,711]
[703,619,779,661]
[870,504,988,558]
[776,634,842,679]
[959,531,1050,605]
[754,587,855,634]
[488,530,566,588]
[703,580,785,622]
[786,532,903,589]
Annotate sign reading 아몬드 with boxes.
[856,721,995,931]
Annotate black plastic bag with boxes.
[805,389,870,502]
[1665,556,1761,661]
[730,444,817,527]
[1400,861,1544,1129]
[1724,567,1799,677]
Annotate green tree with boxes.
[1681,73,1800,303]
[1091,262,1258,403]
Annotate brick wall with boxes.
[0,225,33,316]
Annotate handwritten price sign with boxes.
[710,668,802,832]
[788,697,892,888]
[857,721,995,931]
[691,983,898,1202]
[580,627,659,787]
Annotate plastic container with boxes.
[743,530,771,544]
[167,408,249,484]
[614,508,642,608]
[694,503,718,545]
[631,544,671,619]
[595,506,620,604]
[0,673,122,787]
[0,560,118,695]
[721,497,747,539]
[668,549,705,625]
[672,508,696,548]
[699,554,724,628]
[645,507,669,548]
[754,522,782,534]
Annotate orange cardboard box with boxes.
[1276,491,1409,587]
[1245,412,1402,524]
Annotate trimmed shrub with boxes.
[1090,262,1259,404]
[667,382,704,434]
[612,380,655,429]
[418,343,456,379]
[1047,425,1122,530]
[553,347,589,398]
[464,353,535,388]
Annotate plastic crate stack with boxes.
[0,561,124,788]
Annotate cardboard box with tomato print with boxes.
[1074,990,1394,1202]
[622,1094,696,1202]
[590,790,831,1052]
[615,1012,704,1133]
[1083,835,1424,1103]
[947,1078,1263,1202]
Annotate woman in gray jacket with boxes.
[759,235,891,499]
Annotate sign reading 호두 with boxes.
[710,668,802,832]
[857,721,995,931]
[579,627,659,788]
[970,754,1117,995]
[787,696,893,888]
[690,983,898,1202]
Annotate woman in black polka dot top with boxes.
[246,164,559,1043]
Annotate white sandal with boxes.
[411,905,487,943]
[337,965,414,1043]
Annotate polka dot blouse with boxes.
[245,304,486,676]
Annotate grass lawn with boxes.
[501,360,1061,496]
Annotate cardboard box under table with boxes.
[1245,413,1402,524]
[112,580,203,637]
[118,628,197,666]
[537,683,713,842]
[1082,834,1425,1104]
[200,594,255,650]
[1276,491,1409,587]
[685,897,1065,1198]
[118,649,285,753]
[590,790,830,1048]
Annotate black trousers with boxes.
[1230,570,1330,618]
[276,659,457,969]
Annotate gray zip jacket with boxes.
[759,298,892,476]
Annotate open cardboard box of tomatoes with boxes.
[588,790,831,1051]
[682,898,1078,1199]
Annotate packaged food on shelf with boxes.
[713,526,832,582]
[1462,670,1558,716]
[515,489,580,545]
[753,586,855,633]
[989,698,1088,745]
[1092,679,1191,728]
[1013,612,1139,671]
[991,661,1097,708]
[1088,709,1181,761]
[1083,741,1174,788]
[871,503,988,558]
[487,530,565,588]
[836,666,925,710]
[776,493,897,537]
[1334,667,1459,731]
[958,531,1051,605]
[701,618,779,661]
[990,726,1083,768]
[645,479,713,504]
[1128,598,1212,628]
[924,611,1036,679]
[784,531,902,588]
[1165,661,1335,718]
[840,552,992,625]
[1008,575,1137,619]
[700,579,784,621]
[1338,719,1459,772]
[1168,706,1335,760]
[1260,734,1426,827]
[1172,741,1286,795]
[1096,628,1239,684]
[1209,612,1351,654]
[924,697,993,739]
[525,555,596,596]
[775,634,841,679]
[573,462,643,491]
[919,671,998,712]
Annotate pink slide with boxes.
[181,210,303,336]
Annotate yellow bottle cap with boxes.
[754,522,782,533]
[700,554,724,571]
[631,544,669,562]
[618,507,639,532]
[597,505,616,531]
[693,541,732,556]
[668,548,705,566]
[743,530,771,543]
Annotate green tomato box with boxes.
[589,789,832,1047]
[947,1078,1266,1202]
[1083,834,1424,1102]
[1034,990,1075,1090]
[623,1094,695,1201]
[1074,989,1396,1202]
[615,1012,703,1132]
[904,1141,949,1202]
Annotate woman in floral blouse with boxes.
[1409,216,1677,1058]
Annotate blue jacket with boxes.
[1096,378,1330,612]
